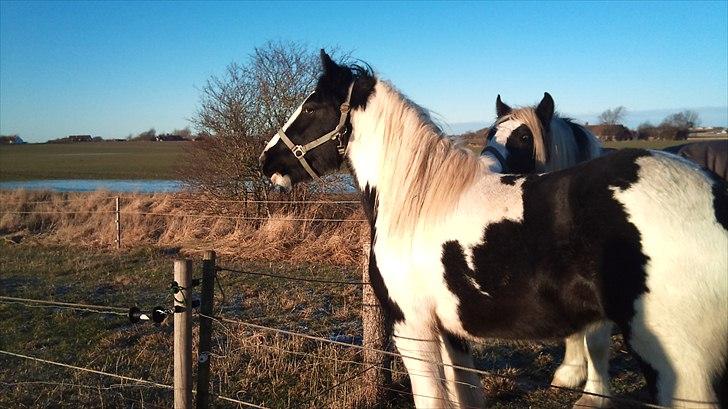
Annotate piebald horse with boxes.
[480,93,601,174]
[259,51,727,408]
[480,94,606,391]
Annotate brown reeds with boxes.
[0,190,367,266]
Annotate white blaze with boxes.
[485,119,524,160]
[262,91,315,153]
[261,92,316,187]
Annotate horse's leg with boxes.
[438,332,485,408]
[573,321,613,409]
[626,318,722,408]
[552,332,588,388]
[393,321,449,408]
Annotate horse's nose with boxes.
[258,153,266,166]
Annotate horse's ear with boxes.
[496,95,511,118]
[320,49,341,78]
[535,92,554,128]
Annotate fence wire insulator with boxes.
[128,306,171,324]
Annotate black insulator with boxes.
[151,306,168,323]
[191,299,200,309]
[129,306,142,324]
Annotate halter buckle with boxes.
[292,145,306,158]
[340,102,350,113]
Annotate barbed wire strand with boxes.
[0,209,366,222]
[0,197,359,205]
[168,198,360,205]
[0,350,267,409]
[0,210,116,215]
[0,296,128,313]
[0,300,128,317]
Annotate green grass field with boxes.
[0,142,186,181]
[0,139,699,183]
[601,139,688,150]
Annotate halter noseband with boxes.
[482,145,507,171]
[276,83,355,179]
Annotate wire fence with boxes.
[0,196,711,408]
[0,350,266,409]
[0,294,681,409]
[0,196,360,205]
[0,209,367,223]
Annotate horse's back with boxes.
[468,148,727,337]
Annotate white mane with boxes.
[349,81,486,237]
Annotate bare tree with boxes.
[661,110,700,129]
[597,106,627,125]
[182,41,323,203]
[129,128,157,141]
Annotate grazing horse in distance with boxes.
[481,93,606,392]
[480,93,602,174]
[259,50,728,409]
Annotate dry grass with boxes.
[0,190,366,266]
[0,243,377,408]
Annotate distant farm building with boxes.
[69,135,93,142]
[155,134,187,142]
[586,124,634,141]
[687,127,728,139]
[0,135,26,144]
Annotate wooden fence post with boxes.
[174,259,193,409]
[361,242,391,407]
[196,251,216,409]
[115,197,121,249]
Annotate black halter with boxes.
[482,145,507,171]
[275,83,355,179]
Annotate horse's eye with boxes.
[302,108,315,114]
[521,134,531,141]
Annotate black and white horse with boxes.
[259,51,728,408]
[480,93,606,392]
[480,93,602,174]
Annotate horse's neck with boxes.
[347,81,486,232]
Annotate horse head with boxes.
[482,92,554,173]
[259,50,375,190]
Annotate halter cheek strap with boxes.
[277,83,355,179]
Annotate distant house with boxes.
[155,134,187,142]
[687,127,728,139]
[586,125,634,141]
[69,135,93,142]
[0,135,25,144]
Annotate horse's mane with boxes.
[498,108,601,172]
[366,81,484,236]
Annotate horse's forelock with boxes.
[501,108,549,166]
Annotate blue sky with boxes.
[1,1,726,142]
